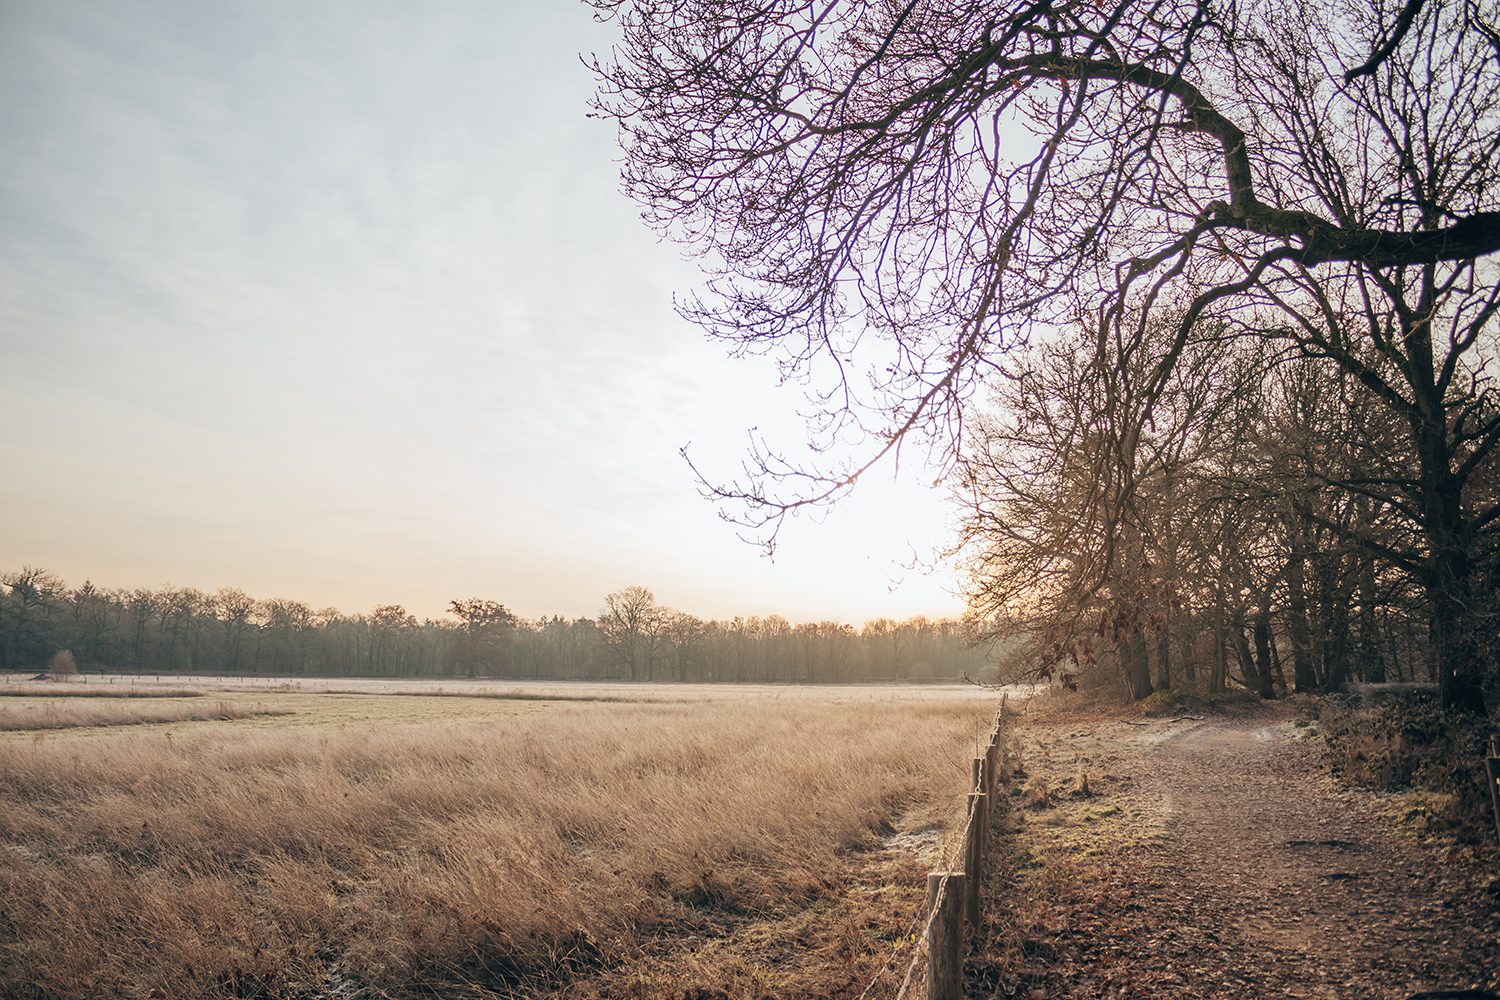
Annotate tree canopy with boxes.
[590,0,1500,709]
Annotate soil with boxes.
[976,702,1500,999]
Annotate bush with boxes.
[47,650,78,678]
[1315,696,1496,843]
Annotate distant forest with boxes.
[0,569,996,683]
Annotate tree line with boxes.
[0,569,996,683]
[955,329,1499,702]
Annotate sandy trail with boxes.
[993,710,1500,998]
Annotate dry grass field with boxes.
[0,680,1000,998]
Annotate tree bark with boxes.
[1315,556,1351,693]
[1413,408,1487,713]
[1285,544,1320,692]
[1357,557,1386,683]
[1121,628,1154,701]
[1211,588,1228,694]
[1155,628,1173,691]
[1178,623,1198,686]
[1251,610,1278,700]
[1230,619,1271,697]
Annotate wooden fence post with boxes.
[964,791,988,930]
[1486,735,1500,846]
[926,870,965,1000]
[986,733,999,798]
[998,693,1010,778]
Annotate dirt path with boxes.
[978,708,1500,999]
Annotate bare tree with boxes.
[448,599,519,678]
[598,585,665,680]
[369,605,421,676]
[0,567,999,684]
[212,588,258,672]
[659,609,707,681]
[590,0,1500,709]
[47,649,78,679]
[0,566,61,670]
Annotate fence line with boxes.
[923,692,1011,998]
[862,692,1011,1000]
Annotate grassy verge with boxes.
[0,684,204,699]
[1128,686,1263,717]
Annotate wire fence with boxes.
[858,693,1011,1000]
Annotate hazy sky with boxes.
[0,1,964,623]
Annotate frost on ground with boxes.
[977,704,1500,999]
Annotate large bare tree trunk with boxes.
[1155,629,1173,692]
[1121,628,1154,701]
[1285,544,1320,692]
[1251,610,1278,700]
[1229,616,1276,699]
[1414,413,1486,713]
[1357,557,1385,683]
[1178,623,1198,686]
[1316,558,1351,693]
[1210,588,1228,694]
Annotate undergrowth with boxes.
[1311,696,1497,844]
[0,699,282,731]
[1130,687,1262,717]
[1026,681,1262,720]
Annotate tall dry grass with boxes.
[0,696,988,997]
[0,699,280,731]
[0,684,205,699]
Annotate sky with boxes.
[0,0,966,623]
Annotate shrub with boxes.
[47,649,79,678]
